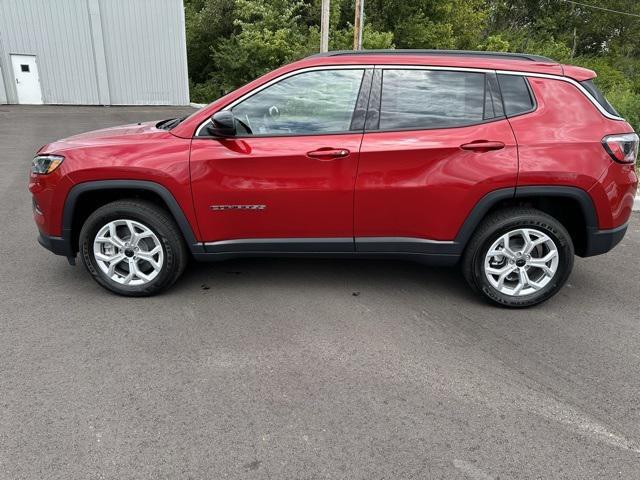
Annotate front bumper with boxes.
[37,231,76,265]
[582,222,628,257]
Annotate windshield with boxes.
[171,90,238,131]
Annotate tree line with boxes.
[185,0,640,131]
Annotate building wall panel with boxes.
[0,0,189,105]
[0,66,6,104]
[0,0,100,104]
[98,0,189,105]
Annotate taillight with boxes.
[602,133,639,164]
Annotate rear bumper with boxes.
[582,222,628,257]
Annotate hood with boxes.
[62,120,161,142]
[39,120,168,153]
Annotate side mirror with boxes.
[207,110,236,137]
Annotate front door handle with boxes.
[306,148,350,160]
[460,141,505,152]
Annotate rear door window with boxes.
[497,74,535,117]
[377,69,489,130]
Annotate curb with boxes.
[190,102,205,109]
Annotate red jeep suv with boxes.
[29,50,638,307]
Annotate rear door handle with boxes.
[460,141,505,152]
[306,148,350,160]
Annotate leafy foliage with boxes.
[185,0,640,137]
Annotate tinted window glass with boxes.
[379,70,486,130]
[484,77,496,119]
[497,74,535,116]
[231,69,364,135]
[485,73,504,118]
[580,79,619,116]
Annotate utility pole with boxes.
[320,0,330,53]
[353,0,364,50]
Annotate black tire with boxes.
[462,207,574,308]
[79,200,188,296]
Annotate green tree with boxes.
[210,0,314,94]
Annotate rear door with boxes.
[354,67,518,251]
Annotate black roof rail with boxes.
[309,49,556,63]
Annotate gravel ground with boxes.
[1,105,639,479]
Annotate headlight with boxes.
[32,155,64,175]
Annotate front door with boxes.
[11,55,43,104]
[355,68,518,248]
[190,68,370,251]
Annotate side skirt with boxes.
[196,237,460,266]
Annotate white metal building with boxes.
[0,0,190,105]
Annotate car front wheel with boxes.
[79,200,187,296]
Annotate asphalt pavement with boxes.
[1,105,639,479]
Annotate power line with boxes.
[558,0,640,18]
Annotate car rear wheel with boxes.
[462,207,574,307]
[79,200,187,296]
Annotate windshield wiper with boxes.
[156,116,186,130]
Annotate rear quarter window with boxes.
[497,74,535,117]
[580,79,620,117]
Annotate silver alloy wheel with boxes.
[483,228,559,297]
[93,219,164,286]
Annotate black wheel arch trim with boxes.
[514,185,598,230]
[62,180,204,256]
[455,185,608,256]
[453,187,516,250]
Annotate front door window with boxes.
[230,69,365,136]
